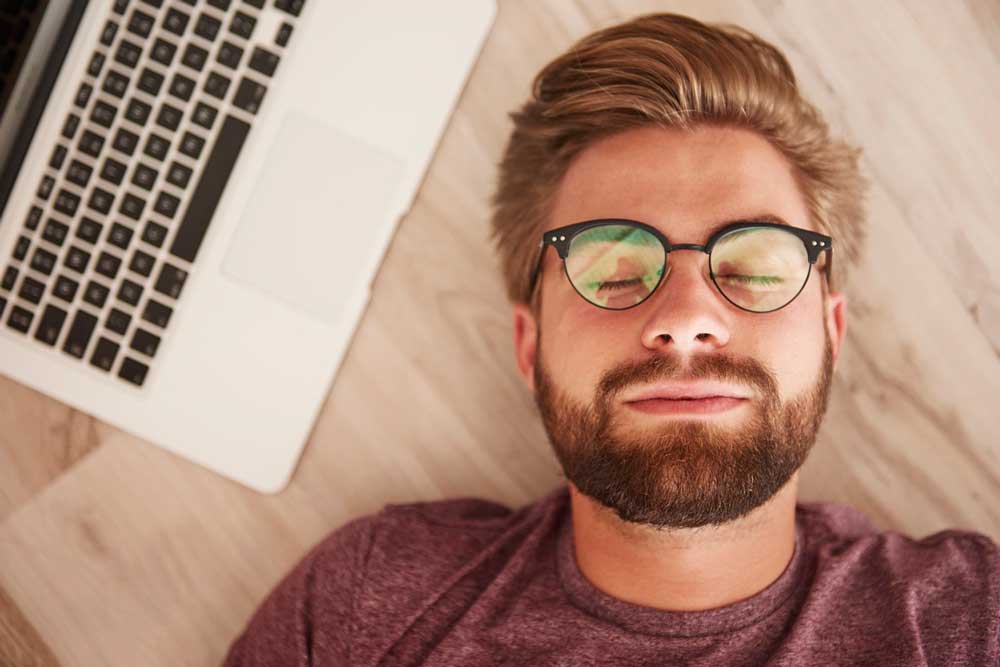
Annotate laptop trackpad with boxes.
[221,112,406,324]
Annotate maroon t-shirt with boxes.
[224,486,1000,666]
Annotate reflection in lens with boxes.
[711,227,809,312]
[565,225,665,309]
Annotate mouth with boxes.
[625,396,748,415]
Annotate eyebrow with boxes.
[704,213,791,239]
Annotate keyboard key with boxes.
[207,0,231,10]
[142,298,172,328]
[118,278,143,306]
[248,47,279,77]
[49,144,68,169]
[0,297,5,319]
[30,247,57,275]
[113,0,129,14]
[144,133,170,161]
[140,0,163,7]
[84,281,111,308]
[100,20,118,46]
[232,77,266,114]
[132,162,158,190]
[100,156,127,185]
[130,327,160,356]
[42,218,69,246]
[95,252,122,280]
[54,189,81,217]
[78,129,104,157]
[113,127,140,155]
[166,161,192,188]
[153,191,181,218]
[150,37,177,66]
[88,51,106,77]
[170,115,248,263]
[127,9,155,38]
[77,217,103,244]
[118,356,149,386]
[156,102,183,131]
[66,160,92,188]
[142,221,168,248]
[216,41,243,70]
[163,7,190,36]
[125,97,152,124]
[34,304,68,346]
[108,222,134,250]
[90,336,120,371]
[102,69,129,98]
[178,131,204,159]
[204,71,230,99]
[243,0,265,7]
[19,276,45,304]
[88,187,114,214]
[65,246,92,273]
[1,266,18,291]
[275,22,292,47]
[26,206,43,230]
[274,0,304,17]
[115,39,142,68]
[52,275,80,303]
[75,82,93,108]
[129,249,155,277]
[154,262,187,298]
[137,67,164,96]
[61,113,80,139]
[191,101,217,130]
[12,236,30,261]
[194,13,222,41]
[181,43,208,71]
[91,99,118,127]
[229,11,256,39]
[169,72,195,101]
[6,305,33,334]
[120,192,147,220]
[37,175,54,200]
[106,307,132,335]
[64,309,98,358]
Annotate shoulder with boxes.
[797,500,1000,611]
[311,486,567,577]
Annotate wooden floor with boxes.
[2,1,998,664]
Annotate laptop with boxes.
[0,0,495,492]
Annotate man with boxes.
[225,13,999,665]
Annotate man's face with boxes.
[512,125,846,529]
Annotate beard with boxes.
[532,331,834,530]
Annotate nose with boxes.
[638,248,732,353]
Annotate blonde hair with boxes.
[490,12,867,308]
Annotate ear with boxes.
[824,289,847,368]
[512,302,539,393]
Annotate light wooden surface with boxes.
[2,1,998,664]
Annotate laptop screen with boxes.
[0,0,86,218]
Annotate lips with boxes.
[623,381,750,403]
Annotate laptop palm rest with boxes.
[221,111,406,325]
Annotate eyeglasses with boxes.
[528,218,833,313]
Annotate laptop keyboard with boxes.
[0,0,303,387]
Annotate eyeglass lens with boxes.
[563,224,811,312]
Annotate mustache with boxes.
[598,352,777,404]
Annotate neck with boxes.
[567,474,799,612]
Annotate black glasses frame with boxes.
[528,219,833,313]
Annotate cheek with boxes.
[765,286,827,397]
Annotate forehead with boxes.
[547,125,812,243]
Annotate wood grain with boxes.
[1,1,997,664]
